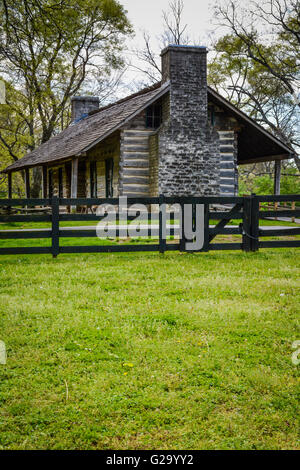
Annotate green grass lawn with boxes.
[0,217,299,250]
[0,249,299,450]
[0,217,298,231]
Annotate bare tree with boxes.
[131,0,190,85]
[130,32,162,85]
[161,0,190,46]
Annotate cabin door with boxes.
[48,169,53,198]
[58,168,63,198]
[65,163,72,198]
[78,161,86,197]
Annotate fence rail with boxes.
[0,195,299,256]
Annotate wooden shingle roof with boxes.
[4,82,169,172]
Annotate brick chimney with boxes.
[158,45,220,196]
[71,96,99,122]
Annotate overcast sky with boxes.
[119,0,220,87]
[122,0,216,47]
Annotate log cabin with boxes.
[2,45,295,201]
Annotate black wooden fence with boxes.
[0,195,299,256]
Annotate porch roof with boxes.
[208,87,295,164]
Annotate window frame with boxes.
[208,105,215,127]
[145,101,162,129]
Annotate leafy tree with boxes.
[0,0,132,196]
[239,168,300,195]
[211,0,300,171]
[214,0,299,102]
[0,79,32,196]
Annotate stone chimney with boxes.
[71,96,99,122]
[158,45,220,196]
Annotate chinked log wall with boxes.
[119,110,154,197]
[217,130,238,197]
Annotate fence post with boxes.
[203,203,210,252]
[51,196,59,258]
[179,197,186,252]
[192,201,196,233]
[242,196,252,252]
[251,195,259,252]
[159,194,166,254]
[292,201,295,223]
[274,201,278,220]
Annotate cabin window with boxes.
[208,105,215,126]
[48,169,53,198]
[90,162,97,198]
[105,158,114,198]
[146,102,162,128]
[58,167,63,198]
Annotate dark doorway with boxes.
[48,170,53,198]
[65,163,72,198]
[78,161,86,198]
[105,158,114,198]
[58,168,63,198]
[90,162,97,198]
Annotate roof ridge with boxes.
[88,82,162,116]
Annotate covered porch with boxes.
[5,131,120,207]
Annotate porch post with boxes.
[25,168,30,198]
[71,158,78,211]
[274,160,281,195]
[8,171,12,199]
[42,166,47,199]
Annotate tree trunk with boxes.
[274,161,281,195]
[294,155,300,172]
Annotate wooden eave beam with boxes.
[238,154,291,165]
